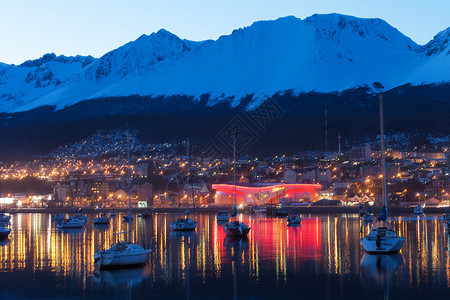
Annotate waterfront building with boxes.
[212,183,321,206]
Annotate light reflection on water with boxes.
[0,213,449,299]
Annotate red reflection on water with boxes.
[215,216,322,264]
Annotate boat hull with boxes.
[361,237,405,254]
[0,229,10,239]
[170,222,197,231]
[223,226,250,237]
[95,250,151,269]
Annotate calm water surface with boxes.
[0,213,449,299]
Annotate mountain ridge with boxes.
[0,13,449,113]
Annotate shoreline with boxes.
[7,206,450,215]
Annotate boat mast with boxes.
[127,129,132,243]
[234,135,237,215]
[379,93,388,216]
[187,138,190,215]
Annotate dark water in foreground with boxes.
[0,213,449,299]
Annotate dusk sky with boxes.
[1,0,449,64]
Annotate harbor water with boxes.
[0,213,449,299]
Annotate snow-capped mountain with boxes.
[0,14,448,113]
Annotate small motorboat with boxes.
[253,207,267,214]
[0,225,11,239]
[287,216,301,226]
[74,213,88,221]
[362,214,374,222]
[57,217,85,229]
[216,210,229,222]
[93,213,110,225]
[413,205,423,215]
[123,214,134,222]
[274,207,289,217]
[138,210,152,218]
[170,218,197,231]
[94,240,151,269]
[223,220,250,237]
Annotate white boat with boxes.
[217,210,229,222]
[94,240,151,269]
[253,207,267,214]
[413,205,423,215]
[362,214,374,222]
[0,226,11,239]
[93,213,110,225]
[170,218,198,231]
[361,223,405,254]
[57,217,85,228]
[94,130,152,270]
[287,216,301,226]
[361,93,404,255]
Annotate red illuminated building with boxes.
[212,183,322,206]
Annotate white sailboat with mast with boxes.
[223,135,250,237]
[94,129,151,269]
[170,138,197,231]
[361,93,404,254]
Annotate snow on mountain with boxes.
[0,14,449,113]
[0,53,95,111]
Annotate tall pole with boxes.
[338,130,341,156]
[127,129,131,218]
[234,135,237,217]
[325,104,328,157]
[187,138,190,213]
[379,93,388,214]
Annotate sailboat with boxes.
[170,138,198,231]
[223,135,250,237]
[94,129,151,269]
[360,93,405,254]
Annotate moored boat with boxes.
[57,217,85,229]
[0,211,11,223]
[362,214,374,222]
[413,205,423,215]
[253,207,267,214]
[170,218,197,231]
[223,221,250,237]
[93,213,110,225]
[361,93,404,255]
[217,210,229,222]
[287,215,301,226]
[94,240,151,269]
